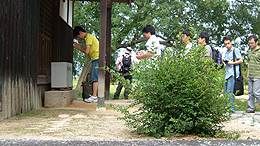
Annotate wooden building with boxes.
[0,0,133,121]
[0,0,74,121]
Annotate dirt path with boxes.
[0,98,259,141]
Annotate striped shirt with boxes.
[248,46,260,79]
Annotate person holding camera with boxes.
[113,47,139,99]
[222,36,243,112]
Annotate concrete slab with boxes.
[44,90,77,108]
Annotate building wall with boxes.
[0,0,73,121]
[0,0,40,121]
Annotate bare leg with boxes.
[93,81,98,97]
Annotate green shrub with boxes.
[109,41,231,138]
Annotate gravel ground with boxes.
[0,96,260,145]
[1,139,260,146]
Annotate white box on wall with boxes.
[51,62,72,88]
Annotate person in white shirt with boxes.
[137,25,161,60]
[113,47,139,99]
[182,29,193,54]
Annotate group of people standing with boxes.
[182,29,242,113]
[182,29,260,113]
[73,25,260,114]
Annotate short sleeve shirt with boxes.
[145,35,161,58]
[248,47,260,79]
[85,33,99,61]
[205,45,212,58]
[185,43,192,55]
[224,47,242,80]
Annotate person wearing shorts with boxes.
[73,26,99,103]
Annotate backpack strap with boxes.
[233,49,242,78]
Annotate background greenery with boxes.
[73,0,260,77]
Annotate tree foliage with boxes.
[73,0,260,73]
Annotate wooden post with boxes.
[97,0,107,106]
[105,7,111,100]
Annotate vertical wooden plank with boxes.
[0,1,5,116]
[0,0,5,119]
[105,7,111,100]
[13,0,19,116]
[6,0,12,119]
[98,0,107,106]
[2,0,8,120]
[17,0,23,115]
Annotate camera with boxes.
[224,60,229,63]
[73,39,78,43]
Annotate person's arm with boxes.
[204,56,211,61]
[85,45,90,55]
[133,64,139,71]
[227,58,243,65]
[116,64,119,72]
[74,42,90,55]
[137,51,153,60]
[247,61,250,80]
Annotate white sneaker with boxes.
[93,98,98,103]
[84,96,97,103]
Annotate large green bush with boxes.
[111,44,231,138]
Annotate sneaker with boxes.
[93,98,98,103]
[84,96,97,103]
[247,110,255,113]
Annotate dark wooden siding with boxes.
[0,0,73,121]
[0,0,40,120]
[59,18,73,63]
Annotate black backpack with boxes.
[211,47,224,69]
[121,54,132,74]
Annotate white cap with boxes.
[125,47,132,54]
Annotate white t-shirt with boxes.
[145,35,161,58]
[185,43,192,55]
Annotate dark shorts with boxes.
[91,59,99,82]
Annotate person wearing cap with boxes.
[113,47,139,99]
[73,26,99,103]
[136,25,161,60]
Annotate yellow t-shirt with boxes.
[85,33,99,60]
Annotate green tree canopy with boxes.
[73,0,260,75]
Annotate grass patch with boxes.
[73,79,78,90]
[73,79,130,99]
[235,98,260,112]
[110,84,133,99]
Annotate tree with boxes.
[73,0,260,73]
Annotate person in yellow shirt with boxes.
[73,26,99,103]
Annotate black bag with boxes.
[234,75,244,96]
[233,50,244,96]
[211,47,224,69]
[121,54,132,74]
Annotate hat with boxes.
[125,47,132,54]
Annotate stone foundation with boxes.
[44,90,77,108]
